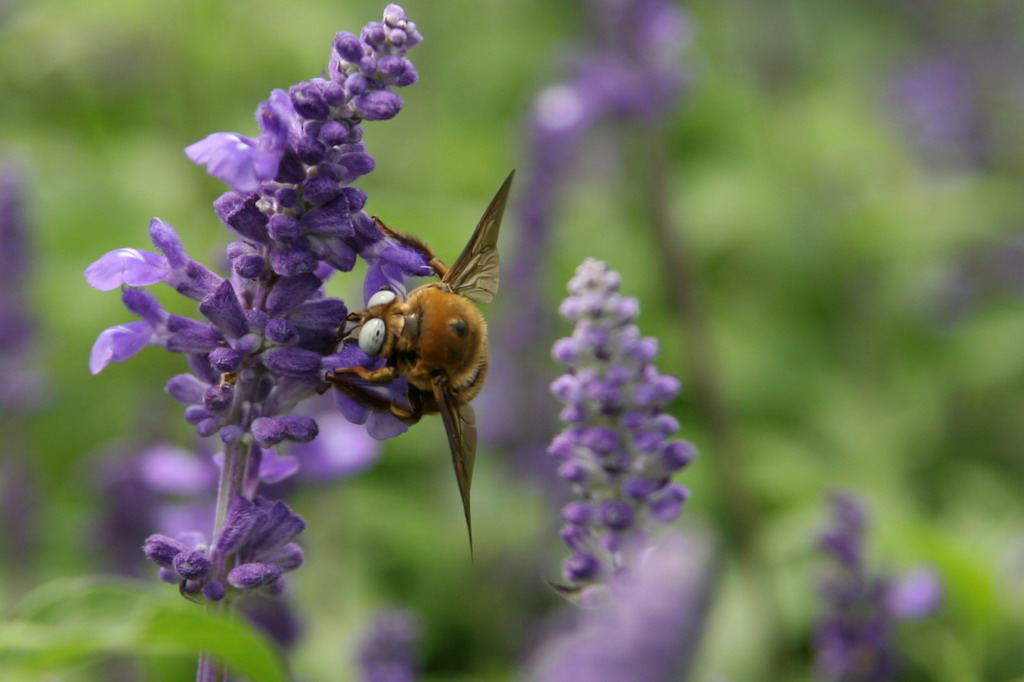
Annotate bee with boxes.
[325,171,514,552]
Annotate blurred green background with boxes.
[2,0,1023,680]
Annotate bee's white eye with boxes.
[358,318,388,355]
[368,289,397,308]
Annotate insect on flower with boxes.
[325,171,514,552]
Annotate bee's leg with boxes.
[326,364,399,384]
[372,216,450,278]
[326,374,422,424]
[333,312,363,344]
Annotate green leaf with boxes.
[0,575,287,682]
[137,602,288,682]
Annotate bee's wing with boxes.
[431,377,477,555]
[442,171,514,304]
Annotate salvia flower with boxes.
[548,259,696,597]
[356,609,422,682]
[815,492,942,682]
[83,5,425,632]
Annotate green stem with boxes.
[637,122,789,678]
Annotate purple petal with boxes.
[199,280,248,340]
[353,90,403,121]
[166,373,209,405]
[269,247,316,277]
[333,390,370,424]
[203,581,226,601]
[366,411,409,439]
[279,415,318,442]
[562,502,596,526]
[265,274,323,317]
[264,543,304,571]
[257,89,298,151]
[185,132,280,194]
[333,31,364,63]
[85,248,170,290]
[138,444,216,495]
[888,567,942,620]
[264,318,299,344]
[251,417,288,446]
[290,80,330,121]
[292,411,381,480]
[259,450,300,484]
[209,347,242,373]
[249,498,306,555]
[165,316,224,353]
[262,347,325,381]
[228,562,282,589]
[649,483,689,523]
[190,352,219,381]
[363,261,407,303]
[147,218,189,268]
[143,534,186,568]
[89,322,152,374]
[214,192,270,243]
[216,496,263,555]
[287,298,348,333]
[147,219,225,300]
[122,288,169,326]
[173,549,212,580]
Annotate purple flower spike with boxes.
[548,259,695,595]
[89,322,153,374]
[85,248,170,290]
[185,132,281,194]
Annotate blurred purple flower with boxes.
[356,609,422,682]
[887,567,942,621]
[548,259,695,595]
[0,162,43,409]
[929,235,1024,326]
[95,441,217,575]
[815,492,941,681]
[290,406,382,481]
[0,161,42,578]
[243,594,303,652]
[529,533,713,682]
[888,55,986,169]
